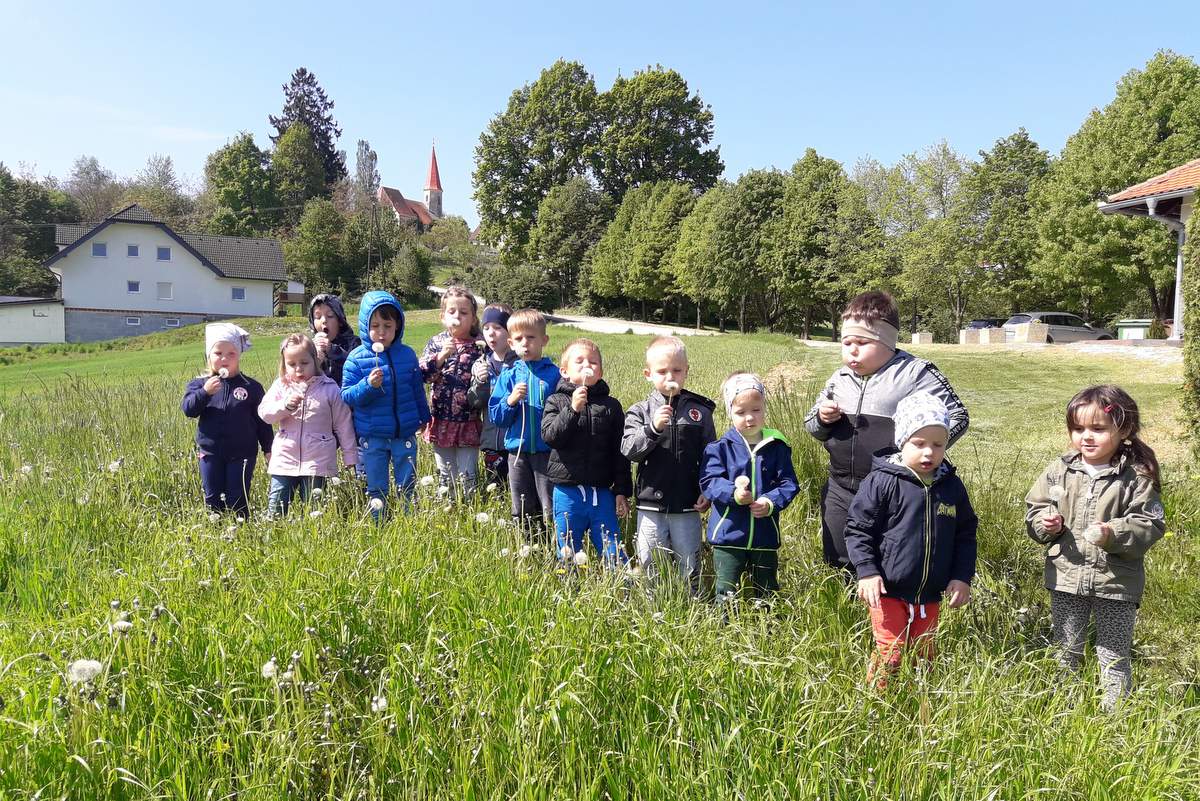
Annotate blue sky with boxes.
[2,1,1198,227]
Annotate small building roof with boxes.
[1106,158,1200,203]
[0,296,61,306]
[48,204,286,282]
[378,186,435,227]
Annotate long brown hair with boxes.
[1066,384,1160,489]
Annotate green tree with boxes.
[592,66,723,202]
[1035,51,1200,323]
[626,181,695,320]
[528,177,614,306]
[65,155,124,220]
[710,169,787,332]
[122,154,195,229]
[269,67,347,186]
[1183,209,1200,454]
[0,163,79,296]
[201,133,278,237]
[671,183,730,329]
[272,123,326,227]
[473,60,600,260]
[284,198,348,294]
[586,182,655,308]
[354,139,380,205]
[365,243,434,307]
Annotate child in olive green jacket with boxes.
[1026,385,1164,710]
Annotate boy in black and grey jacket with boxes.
[621,336,716,593]
[805,292,968,572]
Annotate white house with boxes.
[0,296,65,345]
[10,204,286,343]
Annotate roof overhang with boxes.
[1097,187,1192,226]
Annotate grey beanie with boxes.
[894,392,950,448]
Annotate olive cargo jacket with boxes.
[1025,451,1165,604]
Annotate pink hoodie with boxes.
[259,374,358,477]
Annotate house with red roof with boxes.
[377,145,444,232]
[1098,157,1198,341]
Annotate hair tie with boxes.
[1103,404,1114,413]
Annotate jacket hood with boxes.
[554,376,612,398]
[309,293,355,341]
[357,291,405,347]
[872,449,956,483]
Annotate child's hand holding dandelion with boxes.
[471,359,489,383]
[508,381,528,406]
[571,385,588,413]
[733,475,752,505]
[438,339,458,365]
[204,375,223,395]
[368,367,384,388]
[652,404,672,432]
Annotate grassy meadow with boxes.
[0,313,1198,799]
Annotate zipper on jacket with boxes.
[849,375,869,486]
[385,350,400,435]
[746,443,758,550]
[913,481,932,602]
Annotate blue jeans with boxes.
[360,435,418,520]
[199,453,256,517]
[267,474,326,518]
[553,485,626,564]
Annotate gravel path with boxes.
[548,313,722,337]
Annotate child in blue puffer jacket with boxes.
[700,373,800,606]
[341,291,431,520]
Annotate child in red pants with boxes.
[843,392,977,685]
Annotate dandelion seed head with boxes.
[369,498,384,511]
[330,476,342,486]
[111,620,133,634]
[371,342,385,354]
[66,659,103,684]
[664,380,679,393]
[311,487,323,499]
[1048,486,1066,503]
[559,545,574,561]
[734,476,750,490]
[486,482,499,493]
[208,512,221,523]
[518,544,532,559]
[371,695,388,713]
[573,550,589,566]
[580,367,595,380]
[261,658,278,679]
[499,547,511,558]
[107,459,122,474]
[19,464,32,475]
[420,475,436,487]
[475,512,490,524]
[218,368,229,378]
[437,485,450,496]
[309,510,323,519]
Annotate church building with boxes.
[377,145,444,232]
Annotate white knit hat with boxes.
[205,322,252,354]
[893,392,949,448]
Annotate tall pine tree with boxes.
[270,68,347,187]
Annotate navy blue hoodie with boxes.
[182,372,274,460]
[844,453,978,604]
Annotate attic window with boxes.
[92,242,107,257]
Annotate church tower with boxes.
[424,144,443,218]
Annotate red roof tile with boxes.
[1107,158,1200,203]
[378,186,435,227]
[425,145,443,192]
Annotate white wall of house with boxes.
[0,302,65,344]
[54,223,274,316]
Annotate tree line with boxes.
[473,52,1200,338]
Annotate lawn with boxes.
[0,317,1197,800]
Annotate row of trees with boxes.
[477,51,1200,337]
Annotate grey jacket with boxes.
[1026,451,1165,604]
[621,389,717,513]
[467,350,518,452]
[805,349,968,492]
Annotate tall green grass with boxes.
[0,322,1197,799]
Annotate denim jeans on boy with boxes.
[359,435,418,520]
[199,453,256,517]
[267,474,326,518]
[553,484,626,565]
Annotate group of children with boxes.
[181,287,1165,706]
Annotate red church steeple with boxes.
[425,144,443,192]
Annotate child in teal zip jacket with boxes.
[487,309,562,538]
[700,373,800,604]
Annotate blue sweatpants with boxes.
[360,435,418,520]
[199,453,256,517]
[553,484,625,563]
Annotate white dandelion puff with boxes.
[518,544,533,559]
[309,510,323,519]
[475,512,490,524]
[486,482,499,493]
[280,669,294,682]
[499,547,511,558]
[664,380,679,394]
[208,512,221,523]
[437,485,450,496]
[111,620,133,634]
[19,464,32,475]
[66,659,103,684]
[218,368,229,379]
[107,459,123,474]
[419,475,436,488]
[261,658,278,679]
[580,367,595,380]
[371,342,385,354]
[573,550,589,567]
[371,695,388,713]
[1084,523,1105,545]
[311,487,323,499]
[734,476,750,491]
[330,476,342,486]
[559,545,574,561]
[368,498,384,511]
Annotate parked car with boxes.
[1002,312,1115,343]
[966,317,1007,329]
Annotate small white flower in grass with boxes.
[559,545,574,561]
[371,695,388,713]
[573,550,589,567]
[437,485,450,496]
[499,547,511,558]
[208,512,221,523]
[218,368,229,379]
[107,459,123,474]
[369,498,384,512]
[309,510,323,519]
[261,658,278,679]
[67,659,103,684]
[371,342,385,354]
[475,512,490,524]
[330,476,342,486]
[486,482,499,494]
[111,620,133,635]
[518,544,532,559]
[20,464,32,475]
[420,475,436,488]
[311,487,323,499]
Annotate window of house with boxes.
[157,281,173,300]
[127,280,141,294]
[164,318,180,328]
[231,287,246,301]
[92,242,107,257]
[127,244,139,257]
[157,246,171,261]
[32,309,48,318]
[125,317,141,326]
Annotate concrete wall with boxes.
[0,302,65,344]
[58,223,274,317]
[64,309,214,343]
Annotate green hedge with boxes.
[1183,209,1200,457]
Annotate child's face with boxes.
[841,328,893,376]
[283,345,316,383]
[563,344,602,386]
[1070,403,1121,466]
[311,303,340,338]
[900,425,947,477]
[209,342,240,376]
[729,390,765,440]
[510,327,548,361]
[644,347,688,395]
[482,322,510,355]
[369,311,399,349]
[441,297,476,339]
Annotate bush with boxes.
[364,243,434,309]
[469,263,558,313]
[1183,211,1200,457]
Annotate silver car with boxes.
[1003,312,1115,343]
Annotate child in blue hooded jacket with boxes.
[700,373,800,604]
[341,291,431,519]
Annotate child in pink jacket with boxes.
[259,333,358,517]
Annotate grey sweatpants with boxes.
[636,509,702,594]
[1050,590,1138,709]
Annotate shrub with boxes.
[1183,211,1200,456]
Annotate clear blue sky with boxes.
[3,1,1197,227]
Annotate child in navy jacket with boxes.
[181,323,273,517]
[844,392,977,686]
[700,373,800,604]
